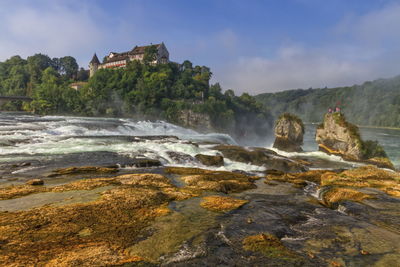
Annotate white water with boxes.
[1,114,398,174]
[0,114,265,173]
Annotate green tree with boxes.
[143,45,158,64]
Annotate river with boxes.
[0,113,399,176]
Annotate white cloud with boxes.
[0,1,104,67]
[215,2,400,94]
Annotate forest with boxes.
[256,76,400,128]
[0,49,272,139]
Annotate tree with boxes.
[59,56,78,79]
[143,45,158,64]
[76,68,89,81]
[27,54,53,84]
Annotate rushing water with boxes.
[0,113,399,174]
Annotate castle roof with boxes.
[90,53,100,64]
[130,43,162,55]
[101,43,166,64]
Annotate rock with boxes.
[178,109,213,132]
[132,158,162,168]
[166,152,196,164]
[322,188,372,208]
[316,113,394,169]
[26,179,44,186]
[266,165,400,198]
[213,145,307,173]
[273,113,304,152]
[165,167,259,193]
[316,113,363,160]
[242,233,300,260]
[200,195,248,212]
[195,154,224,167]
[48,166,119,177]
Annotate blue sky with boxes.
[1,0,400,94]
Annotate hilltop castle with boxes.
[89,42,169,77]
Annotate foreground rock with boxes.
[1,165,399,266]
[0,171,209,266]
[316,113,394,169]
[166,167,260,193]
[273,113,304,152]
[213,145,307,173]
[266,165,400,206]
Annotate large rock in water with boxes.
[316,113,394,169]
[273,113,304,152]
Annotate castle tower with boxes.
[89,53,100,77]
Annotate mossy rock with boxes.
[48,166,118,177]
[242,233,300,261]
[200,195,248,212]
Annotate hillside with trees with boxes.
[0,49,272,140]
[256,75,400,128]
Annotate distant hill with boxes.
[255,75,400,127]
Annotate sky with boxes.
[1,0,400,95]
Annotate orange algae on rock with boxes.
[321,166,400,197]
[48,166,118,176]
[242,233,299,260]
[0,173,186,266]
[322,187,373,207]
[200,195,248,212]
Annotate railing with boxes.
[0,96,33,101]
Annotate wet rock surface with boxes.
[213,145,307,173]
[0,163,399,266]
[195,154,224,167]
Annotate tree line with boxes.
[0,49,272,140]
[256,75,400,128]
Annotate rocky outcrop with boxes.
[178,110,213,132]
[316,113,363,159]
[316,113,394,169]
[273,113,304,152]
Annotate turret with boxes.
[89,53,100,77]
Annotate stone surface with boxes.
[178,109,213,132]
[200,195,248,212]
[195,154,224,167]
[213,145,307,173]
[25,178,44,186]
[273,113,304,152]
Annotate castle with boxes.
[89,42,169,77]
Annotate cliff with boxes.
[273,113,304,152]
[178,110,213,132]
[316,113,394,169]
